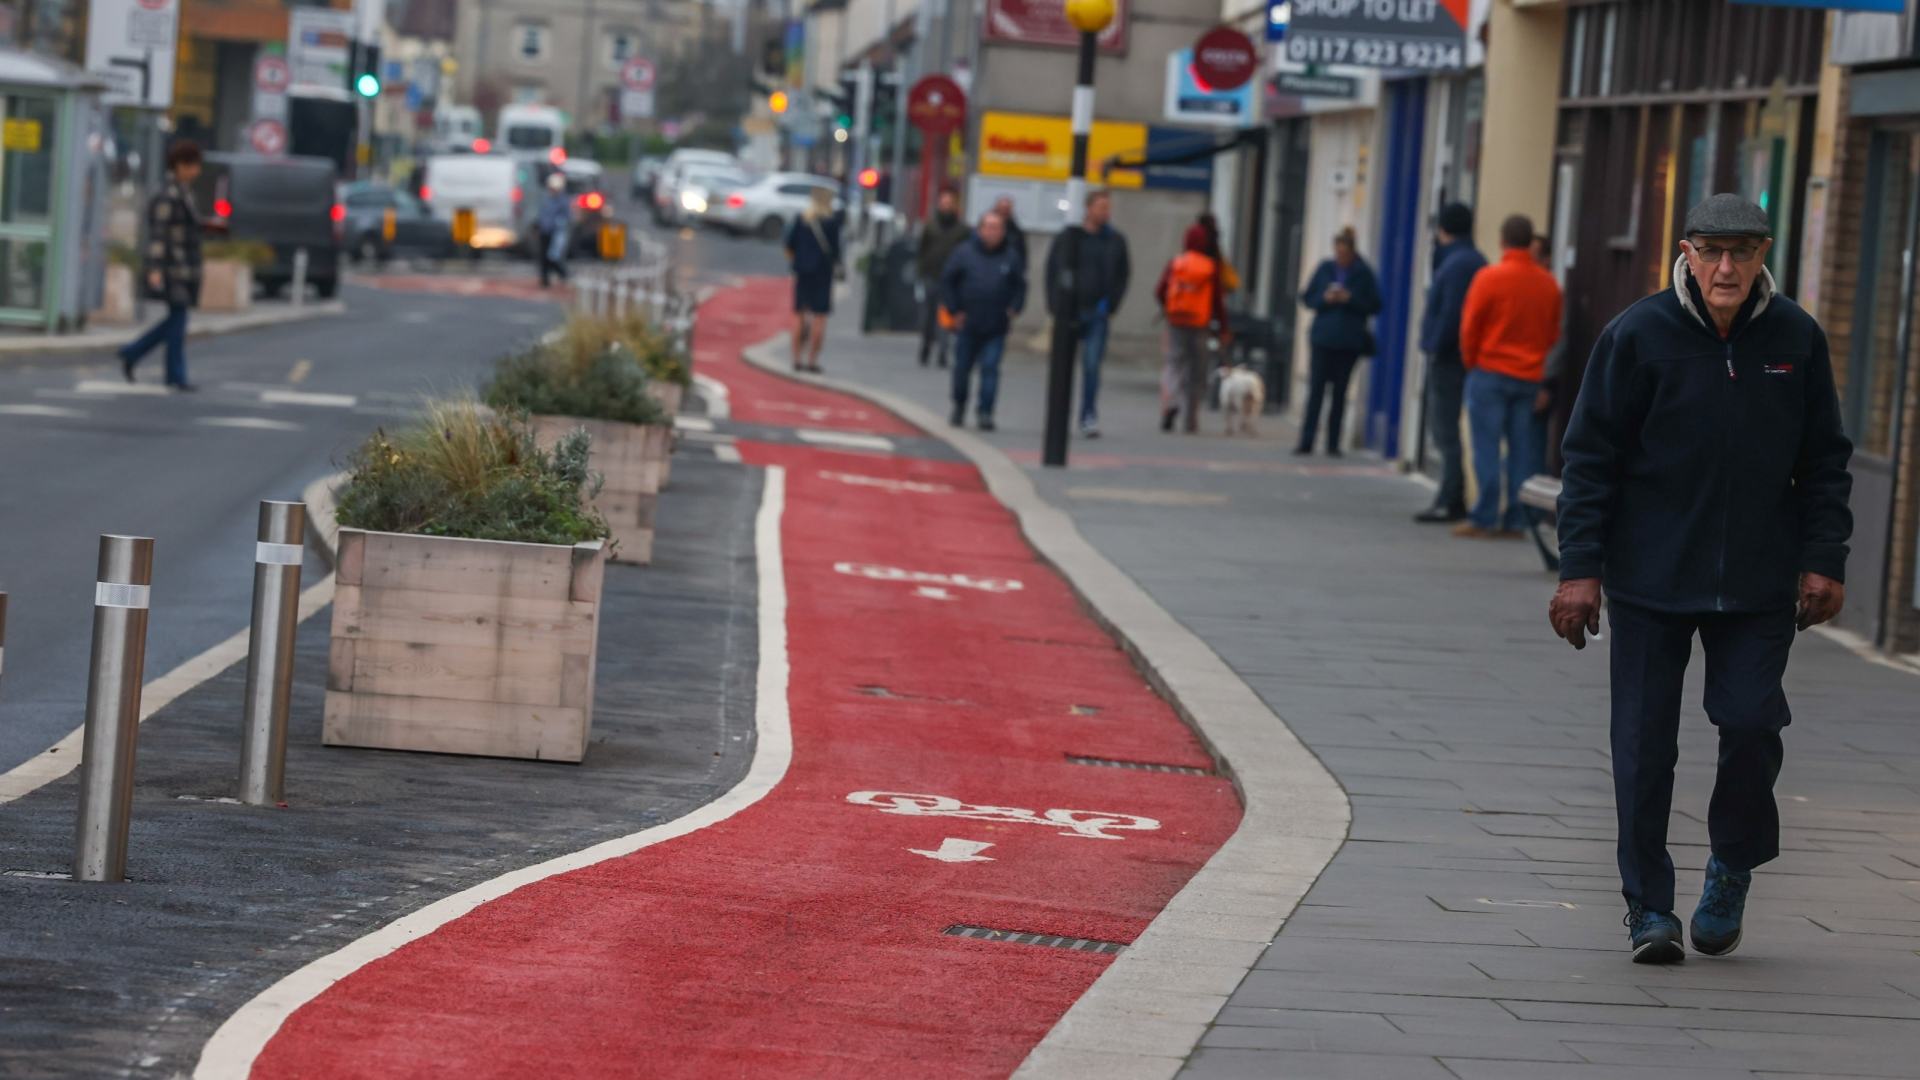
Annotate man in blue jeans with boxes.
[1042,190,1129,437]
[941,210,1026,431]
[1456,214,1562,538]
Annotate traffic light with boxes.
[857,167,880,189]
[350,41,382,98]
[769,90,789,114]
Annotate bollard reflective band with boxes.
[256,542,304,566]
[94,582,150,609]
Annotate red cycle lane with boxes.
[238,280,1240,1079]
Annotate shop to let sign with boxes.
[977,111,1146,189]
[1,118,40,151]
[1287,0,1470,70]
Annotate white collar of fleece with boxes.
[1672,254,1776,330]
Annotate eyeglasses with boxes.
[1690,242,1762,265]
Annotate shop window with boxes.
[609,32,639,67]
[515,23,548,63]
[1847,130,1916,460]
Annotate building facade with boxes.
[449,0,699,127]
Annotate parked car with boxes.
[420,153,537,255]
[652,149,738,225]
[339,181,454,264]
[702,171,841,239]
[631,155,664,200]
[192,152,342,298]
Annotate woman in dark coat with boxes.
[120,141,207,391]
[1295,227,1381,456]
[783,188,841,373]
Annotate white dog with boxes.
[1219,364,1266,436]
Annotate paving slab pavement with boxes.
[812,311,1920,1080]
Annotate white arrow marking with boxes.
[909,838,995,863]
[914,586,954,601]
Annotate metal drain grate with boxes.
[1066,754,1214,776]
[944,924,1126,954]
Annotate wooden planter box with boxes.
[199,260,253,312]
[323,528,608,763]
[95,263,135,324]
[531,415,669,565]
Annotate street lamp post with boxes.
[1041,0,1113,468]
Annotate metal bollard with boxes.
[0,589,8,685]
[291,247,309,308]
[73,535,155,883]
[238,502,306,806]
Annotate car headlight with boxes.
[681,190,707,213]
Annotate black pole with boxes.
[1042,30,1100,469]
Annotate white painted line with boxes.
[819,470,953,495]
[0,404,86,418]
[74,379,171,396]
[797,429,895,452]
[692,373,731,420]
[713,443,742,464]
[198,417,305,432]
[674,414,716,433]
[260,389,357,408]
[908,838,995,863]
[191,465,794,1080]
[0,575,337,808]
[914,586,954,601]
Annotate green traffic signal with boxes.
[355,72,381,98]
[836,113,851,128]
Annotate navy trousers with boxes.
[1608,599,1794,913]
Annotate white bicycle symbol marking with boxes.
[819,470,955,495]
[833,562,1023,593]
[846,791,1161,840]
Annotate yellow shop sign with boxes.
[977,111,1145,189]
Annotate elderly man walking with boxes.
[1551,194,1853,965]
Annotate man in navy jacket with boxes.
[1414,202,1486,522]
[1550,194,1853,965]
[941,210,1027,431]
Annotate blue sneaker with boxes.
[1625,903,1685,964]
[1690,857,1751,956]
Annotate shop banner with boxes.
[1733,1,1901,10]
[985,0,1128,54]
[1142,128,1217,192]
[1286,0,1469,71]
[978,111,1146,189]
[288,7,354,101]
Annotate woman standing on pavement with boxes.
[784,188,841,373]
[1294,227,1381,457]
[120,141,207,392]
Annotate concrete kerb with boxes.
[0,301,347,365]
[300,471,346,567]
[739,336,1351,1078]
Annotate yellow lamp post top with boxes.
[1063,0,1115,34]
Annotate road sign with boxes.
[253,50,289,122]
[84,0,180,109]
[1192,25,1258,91]
[1164,48,1257,128]
[288,7,354,101]
[620,57,656,92]
[907,74,966,136]
[246,119,287,156]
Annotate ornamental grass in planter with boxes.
[486,322,675,565]
[325,400,612,763]
[560,310,693,416]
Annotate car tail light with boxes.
[214,197,233,218]
[580,191,605,210]
[548,147,567,165]
[420,185,432,201]
[472,137,491,153]
[725,192,746,209]
[330,203,345,223]
[330,202,344,242]
[512,186,523,204]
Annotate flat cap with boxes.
[1683,193,1771,239]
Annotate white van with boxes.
[421,154,536,253]
[497,104,567,164]
[432,106,483,153]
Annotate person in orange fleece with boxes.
[1456,214,1563,538]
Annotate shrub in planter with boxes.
[486,334,673,564]
[561,310,693,414]
[325,401,612,763]
[200,239,273,313]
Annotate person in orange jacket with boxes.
[1456,214,1563,538]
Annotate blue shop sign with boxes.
[1142,127,1216,192]
[1267,0,1290,42]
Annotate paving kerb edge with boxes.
[738,335,1352,1073]
[0,301,347,364]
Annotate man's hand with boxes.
[1534,388,1552,414]
[1796,572,1845,631]
[147,270,164,293]
[1550,578,1603,650]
